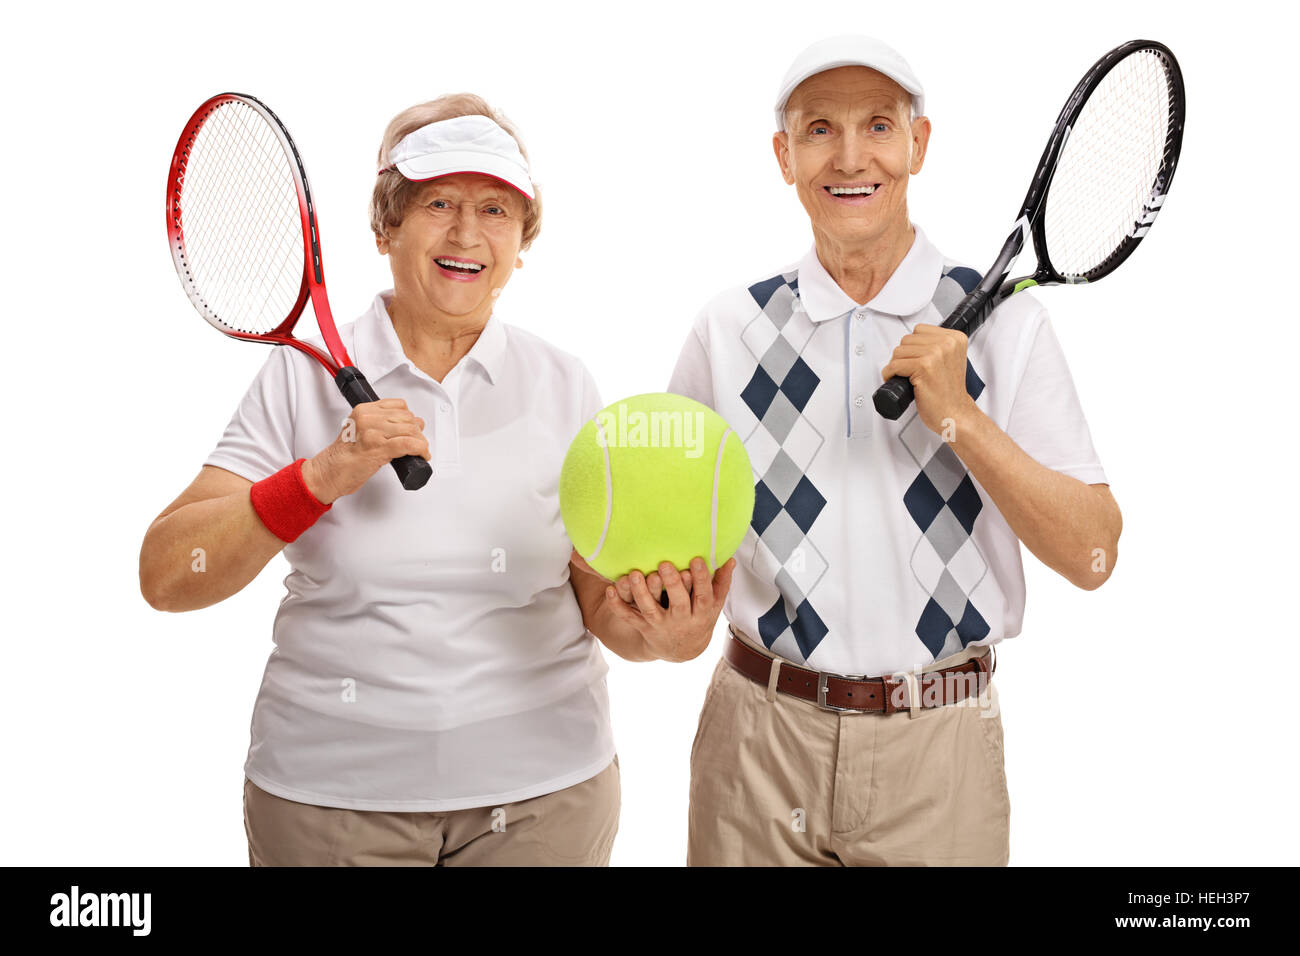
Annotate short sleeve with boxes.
[667,320,715,409]
[203,346,299,483]
[1006,310,1108,485]
[578,362,604,422]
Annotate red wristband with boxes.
[249,459,332,543]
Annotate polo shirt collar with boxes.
[354,291,507,385]
[796,223,946,322]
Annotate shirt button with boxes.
[854,311,865,321]
[440,402,451,412]
[854,395,865,407]
[854,344,865,356]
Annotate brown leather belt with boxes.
[724,628,995,714]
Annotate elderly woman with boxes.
[139,94,734,866]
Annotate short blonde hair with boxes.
[370,93,542,249]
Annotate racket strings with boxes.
[1044,49,1174,279]
[176,102,305,334]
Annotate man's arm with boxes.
[881,321,1121,590]
[948,405,1121,589]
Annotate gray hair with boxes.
[370,93,542,249]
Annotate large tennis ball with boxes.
[560,392,755,581]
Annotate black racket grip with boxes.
[334,366,433,491]
[872,287,996,421]
[871,376,916,421]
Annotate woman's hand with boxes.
[603,557,737,663]
[570,551,695,599]
[302,399,431,503]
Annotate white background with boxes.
[3,0,1296,866]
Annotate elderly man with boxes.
[668,36,1121,866]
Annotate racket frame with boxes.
[167,93,433,490]
[167,93,343,373]
[873,39,1185,419]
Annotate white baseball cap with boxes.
[774,35,925,132]
[383,114,535,200]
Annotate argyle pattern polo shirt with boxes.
[668,224,1107,677]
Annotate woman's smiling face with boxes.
[378,173,526,322]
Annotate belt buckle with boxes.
[816,672,851,712]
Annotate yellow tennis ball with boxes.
[560,392,755,581]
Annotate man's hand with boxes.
[880,324,977,436]
[573,553,736,663]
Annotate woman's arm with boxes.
[569,552,735,663]
[570,555,653,661]
[140,398,430,613]
[138,465,286,612]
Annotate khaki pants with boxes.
[244,757,620,866]
[688,638,1010,866]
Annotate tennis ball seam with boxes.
[710,428,735,570]
[585,416,614,567]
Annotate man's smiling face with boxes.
[774,66,930,252]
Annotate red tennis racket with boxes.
[166,92,433,491]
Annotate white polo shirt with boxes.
[668,224,1107,678]
[205,291,614,811]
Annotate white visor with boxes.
[774,35,925,132]
[384,114,535,200]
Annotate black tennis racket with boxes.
[874,39,1185,420]
[167,93,433,490]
